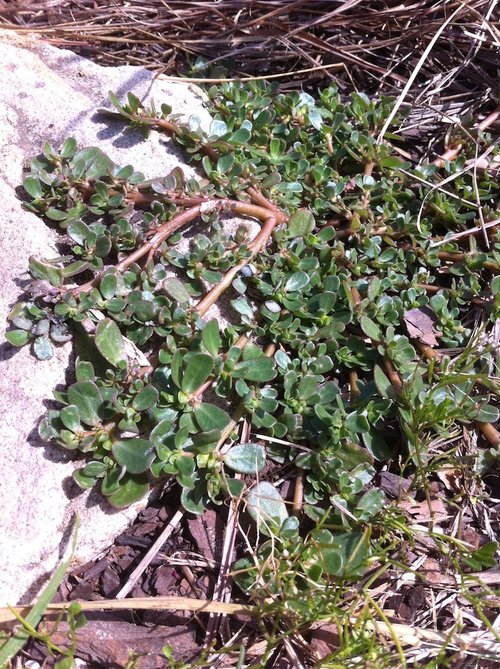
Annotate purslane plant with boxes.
[6,83,500,582]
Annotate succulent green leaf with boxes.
[23,176,43,199]
[344,411,370,433]
[95,318,127,368]
[5,330,30,347]
[112,438,155,474]
[225,478,245,498]
[229,127,252,144]
[231,297,255,320]
[73,469,98,490]
[246,482,288,536]
[191,429,220,453]
[62,260,90,278]
[170,349,185,389]
[194,403,231,432]
[132,385,159,411]
[67,380,102,426]
[149,418,176,449]
[75,359,95,382]
[60,137,78,158]
[33,336,54,360]
[374,364,394,399]
[284,271,310,292]
[379,156,411,169]
[163,277,191,303]
[181,473,210,514]
[286,209,315,237]
[100,270,119,300]
[108,91,126,114]
[100,468,122,496]
[360,315,382,342]
[202,319,221,356]
[29,257,64,287]
[106,474,150,508]
[81,461,107,478]
[45,208,68,222]
[132,299,155,322]
[474,404,500,423]
[38,410,64,441]
[210,119,228,137]
[60,405,81,432]
[355,489,386,520]
[233,357,276,382]
[95,235,112,258]
[181,353,213,394]
[461,541,498,571]
[225,443,266,474]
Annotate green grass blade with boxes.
[0,516,79,666]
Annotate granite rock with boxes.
[0,31,215,605]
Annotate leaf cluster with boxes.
[6,83,500,585]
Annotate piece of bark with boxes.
[50,617,199,668]
[418,558,456,586]
[100,568,121,597]
[68,580,99,602]
[187,509,224,563]
[399,497,449,523]
[81,559,109,582]
[397,584,426,622]
[310,623,340,660]
[378,471,414,499]
[153,566,177,596]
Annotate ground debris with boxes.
[48,615,199,668]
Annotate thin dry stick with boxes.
[429,217,500,247]
[115,508,184,599]
[377,3,466,146]
[432,107,500,167]
[0,596,257,624]
[157,61,344,83]
[204,424,249,646]
[292,468,304,515]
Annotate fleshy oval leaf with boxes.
[246,482,288,536]
[106,474,150,508]
[181,353,213,394]
[67,380,102,427]
[112,438,155,474]
[95,318,127,368]
[225,442,266,475]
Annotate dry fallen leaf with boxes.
[404,306,442,347]
[399,497,449,523]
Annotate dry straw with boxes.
[0,0,497,103]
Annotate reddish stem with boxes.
[432,106,499,168]
[477,422,500,447]
[73,204,203,295]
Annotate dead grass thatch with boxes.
[0,0,498,103]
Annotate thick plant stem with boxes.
[477,422,500,447]
[292,468,304,515]
[73,192,285,298]
[72,204,204,295]
[196,214,280,317]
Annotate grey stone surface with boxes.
[0,31,216,605]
